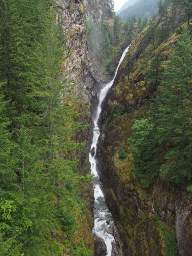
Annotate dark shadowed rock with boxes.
[176,205,192,256]
[91,146,96,157]
[94,236,107,256]
[111,241,119,256]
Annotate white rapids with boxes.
[89,46,130,256]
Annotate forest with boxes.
[129,0,192,189]
[0,0,92,255]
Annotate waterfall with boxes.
[89,46,130,255]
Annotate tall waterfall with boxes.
[89,46,130,255]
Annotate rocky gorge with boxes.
[1,0,192,255]
[54,0,117,254]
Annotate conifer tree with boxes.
[0,1,92,254]
[129,32,192,187]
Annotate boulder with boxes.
[94,236,107,256]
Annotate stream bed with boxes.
[89,46,130,256]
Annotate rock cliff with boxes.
[55,0,113,102]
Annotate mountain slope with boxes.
[99,0,192,255]
[119,0,159,19]
[119,0,140,11]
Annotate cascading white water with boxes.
[89,46,130,256]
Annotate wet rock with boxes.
[176,205,192,256]
[94,236,107,256]
[91,147,95,156]
[111,240,119,256]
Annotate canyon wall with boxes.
[55,0,113,102]
[98,4,192,256]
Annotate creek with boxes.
[89,46,130,256]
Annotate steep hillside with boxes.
[99,0,192,255]
[119,0,159,19]
[0,0,114,255]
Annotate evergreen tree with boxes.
[154,32,192,184]
[129,32,192,187]
[0,0,92,255]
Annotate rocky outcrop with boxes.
[55,0,93,100]
[55,0,113,101]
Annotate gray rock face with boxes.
[55,0,90,100]
[176,205,192,256]
[55,0,113,102]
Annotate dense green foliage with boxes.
[129,31,192,188]
[0,0,92,255]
